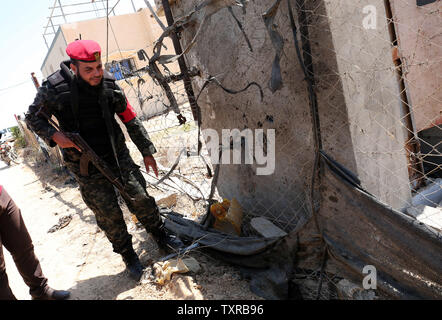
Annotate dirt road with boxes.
[0,160,259,300]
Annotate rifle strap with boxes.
[70,77,80,132]
[99,82,123,180]
[69,76,87,175]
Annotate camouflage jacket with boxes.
[25,66,156,173]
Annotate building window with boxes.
[105,58,136,80]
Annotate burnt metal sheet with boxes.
[318,151,442,299]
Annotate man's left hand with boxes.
[144,155,158,178]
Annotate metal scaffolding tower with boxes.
[42,0,138,49]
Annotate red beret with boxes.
[66,40,102,62]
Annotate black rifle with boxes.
[36,108,134,201]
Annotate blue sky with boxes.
[0,0,155,129]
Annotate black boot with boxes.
[151,223,185,254]
[32,287,71,300]
[121,249,144,281]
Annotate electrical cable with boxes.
[0,80,31,92]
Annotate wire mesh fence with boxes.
[111,0,440,299]
[300,0,442,226]
[96,0,441,236]
[16,0,440,299]
[105,42,216,223]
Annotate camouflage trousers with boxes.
[66,160,162,255]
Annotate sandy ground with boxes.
[0,158,261,300]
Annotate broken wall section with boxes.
[169,0,317,232]
[165,0,412,232]
[309,0,412,209]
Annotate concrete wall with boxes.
[313,0,412,209]
[41,28,69,78]
[61,10,150,56]
[60,8,176,68]
[168,0,412,231]
[41,8,177,75]
[170,0,317,231]
[390,0,441,132]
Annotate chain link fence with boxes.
[302,0,441,221]
[107,42,217,224]
[109,0,440,299]
[17,0,440,299]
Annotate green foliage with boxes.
[11,126,27,148]
[10,126,20,138]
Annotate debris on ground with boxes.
[211,198,243,236]
[157,193,178,208]
[152,258,193,286]
[250,217,288,238]
[164,276,204,300]
[336,279,377,300]
[47,214,73,233]
[181,257,201,273]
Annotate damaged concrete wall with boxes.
[170,0,316,231]
[390,0,441,132]
[166,0,412,230]
[309,0,412,209]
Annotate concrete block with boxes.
[250,217,287,238]
[183,257,201,273]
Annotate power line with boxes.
[108,0,121,15]
[0,80,31,92]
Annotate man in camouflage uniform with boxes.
[26,40,182,281]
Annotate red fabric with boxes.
[66,40,101,62]
[118,99,137,123]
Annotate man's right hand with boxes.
[51,132,82,152]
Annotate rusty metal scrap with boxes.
[143,0,252,125]
[136,49,181,116]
